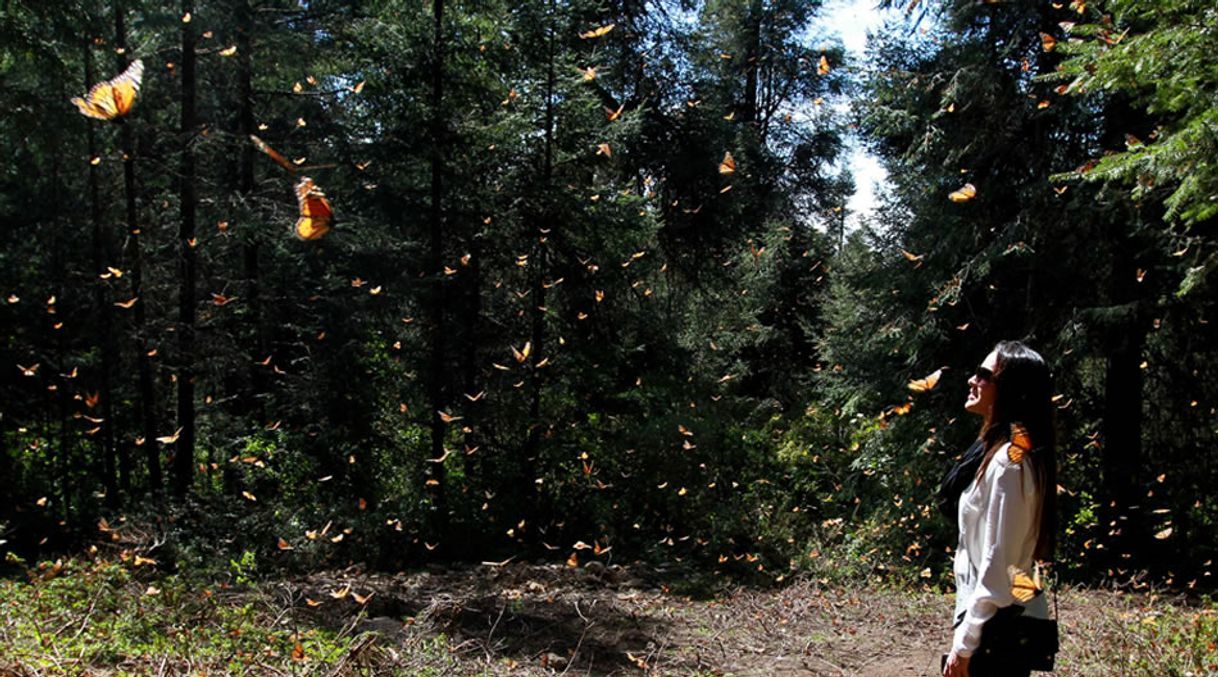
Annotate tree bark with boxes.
[115,0,160,496]
[173,0,198,498]
[425,0,449,534]
[84,42,119,507]
[741,0,763,124]
[236,0,266,420]
[524,0,557,505]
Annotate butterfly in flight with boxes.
[72,59,144,120]
[579,24,614,39]
[294,177,333,240]
[907,368,943,393]
[719,152,736,174]
[948,182,977,203]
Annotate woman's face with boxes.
[965,350,999,419]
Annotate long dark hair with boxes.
[976,340,1057,562]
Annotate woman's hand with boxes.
[943,650,969,677]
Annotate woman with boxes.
[940,341,1057,677]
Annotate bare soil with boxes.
[289,561,1189,675]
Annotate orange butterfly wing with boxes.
[1008,565,1042,603]
[72,82,119,119]
[948,182,977,203]
[907,368,943,393]
[1008,423,1033,463]
[294,177,333,240]
[579,24,615,39]
[719,152,736,174]
[72,59,143,120]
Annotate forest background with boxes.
[1,0,1216,672]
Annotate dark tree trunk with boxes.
[425,0,449,535]
[115,0,159,496]
[84,43,119,507]
[50,80,72,519]
[1100,234,1149,566]
[523,0,557,522]
[461,235,482,488]
[1096,98,1153,566]
[174,0,198,498]
[741,0,762,124]
[236,0,266,419]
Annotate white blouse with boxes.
[952,442,1049,657]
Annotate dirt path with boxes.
[289,562,1169,675]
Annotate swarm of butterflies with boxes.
[72,58,333,241]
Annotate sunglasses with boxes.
[974,366,994,382]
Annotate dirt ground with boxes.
[287,561,1184,676]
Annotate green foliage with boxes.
[0,0,860,581]
[1053,0,1218,226]
[1,0,1215,598]
[0,557,393,672]
[229,549,257,586]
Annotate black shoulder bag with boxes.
[972,588,1060,673]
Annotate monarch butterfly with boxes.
[72,59,144,120]
[579,23,614,39]
[949,182,977,203]
[1008,565,1043,603]
[294,177,333,241]
[719,152,736,174]
[1008,422,1033,462]
[908,368,943,393]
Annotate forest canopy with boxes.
[2,0,1214,598]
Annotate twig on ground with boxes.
[484,600,508,662]
[68,585,105,641]
[329,633,377,677]
[561,600,597,677]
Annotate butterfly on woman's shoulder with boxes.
[1007,423,1033,463]
[294,177,333,241]
[72,59,144,120]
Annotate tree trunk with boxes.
[84,43,119,507]
[115,0,160,497]
[425,0,449,535]
[1099,232,1149,567]
[236,0,266,420]
[50,80,73,519]
[173,0,198,498]
[1096,97,1153,566]
[461,234,481,488]
[524,0,557,522]
[741,0,762,124]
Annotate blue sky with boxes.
[818,0,896,226]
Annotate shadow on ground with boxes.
[285,562,951,675]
